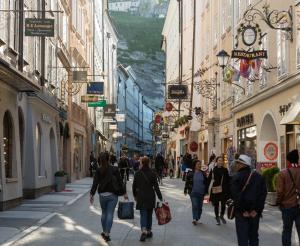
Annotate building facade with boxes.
[163,0,300,169]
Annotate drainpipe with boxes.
[189,0,196,116]
[18,0,24,72]
[40,0,46,86]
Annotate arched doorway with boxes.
[50,128,57,183]
[259,113,279,168]
[18,107,24,182]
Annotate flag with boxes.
[224,66,234,83]
[232,68,240,81]
[240,59,251,79]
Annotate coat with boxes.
[132,167,163,210]
[231,166,267,215]
[184,170,208,195]
[208,166,230,204]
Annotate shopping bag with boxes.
[155,202,171,225]
[118,200,134,219]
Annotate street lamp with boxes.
[216,50,230,69]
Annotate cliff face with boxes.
[110,10,166,108]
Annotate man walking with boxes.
[277,149,300,246]
[118,153,130,182]
[231,154,267,246]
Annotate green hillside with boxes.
[110,11,164,55]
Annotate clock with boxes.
[242,26,257,46]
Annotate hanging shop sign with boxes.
[103,118,116,123]
[264,142,278,161]
[103,104,116,117]
[162,133,169,139]
[236,113,254,128]
[25,18,55,37]
[109,124,118,130]
[165,102,173,112]
[256,162,277,171]
[168,85,188,99]
[231,50,268,60]
[190,141,198,152]
[116,113,126,122]
[81,95,100,103]
[73,71,87,83]
[155,114,162,124]
[87,82,104,95]
[87,100,107,107]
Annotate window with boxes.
[3,111,14,178]
[36,123,43,176]
[259,35,268,87]
[72,0,77,28]
[296,5,300,66]
[277,28,288,77]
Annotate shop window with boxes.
[3,111,14,178]
[237,126,257,166]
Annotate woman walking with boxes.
[90,152,127,242]
[133,156,163,242]
[208,156,230,225]
[184,160,208,225]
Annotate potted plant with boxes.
[262,167,280,206]
[54,170,67,192]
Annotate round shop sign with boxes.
[264,143,278,161]
[190,141,198,152]
[165,102,173,112]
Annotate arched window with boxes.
[3,111,14,178]
[36,123,43,176]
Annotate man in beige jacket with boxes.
[277,149,300,246]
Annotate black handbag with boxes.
[227,171,254,220]
[118,200,134,219]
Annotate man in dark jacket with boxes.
[155,153,165,184]
[231,154,267,246]
[277,149,300,246]
[118,153,130,182]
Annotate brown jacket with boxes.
[277,168,300,208]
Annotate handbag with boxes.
[227,171,254,220]
[211,173,223,194]
[155,202,172,225]
[118,199,134,219]
[287,169,300,207]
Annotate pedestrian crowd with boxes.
[89,149,300,246]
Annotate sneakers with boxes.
[216,217,221,225]
[140,233,147,242]
[192,220,197,225]
[220,216,227,224]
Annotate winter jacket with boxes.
[118,157,130,169]
[155,156,165,171]
[184,170,208,195]
[90,166,123,196]
[230,167,267,215]
[132,167,163,210]
[277,168,300,208]
[208,166,230,204]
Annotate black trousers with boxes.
[214,199,226,218]
[235,212,260,246]
[120,168,129,181]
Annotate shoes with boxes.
[101,232,111,242]
[192,220,197,226]
[216,217,221,225]
[140,233,147,242]
[220,216,227,224]
[146,231,153,238]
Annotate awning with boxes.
[280,96,300,125]
[96,130,108,141]
[0,57,40,92]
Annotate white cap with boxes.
[236,154,252,167]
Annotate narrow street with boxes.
[4,177,296,246]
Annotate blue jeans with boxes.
[189,193,204,221]
[281,206,300,246]
[99,194,118,233]
[140,209,153,231]
[235,212,260,246]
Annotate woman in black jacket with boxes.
[208,156,230,225]
[90,152,127,242]
[132,156,163,242]
[184,160,208,225]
